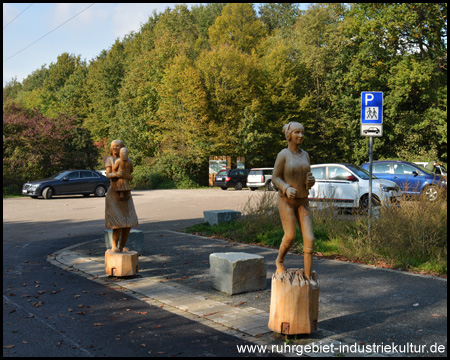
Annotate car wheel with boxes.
[235,182,243,190]
[358,194,379,212]
[42,187,53,199]
[94,185,106,197]
[424,185,439,202]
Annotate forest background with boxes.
[3,3,447,194]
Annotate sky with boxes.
[3,3,202,86]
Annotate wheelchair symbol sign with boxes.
[361,92,383,124]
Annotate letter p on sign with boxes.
[365,93,374,106]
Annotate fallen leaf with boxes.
[432,314,442,317]
[4,345,15,349]
[136,311,148,315]
[203,312,219,317]
[93,323,104,327]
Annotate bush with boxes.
[131,165,175,190]
[3,102,98,196]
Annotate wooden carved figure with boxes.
[104,140,138,253]
[268,122,319,335]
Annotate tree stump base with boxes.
[268,269,320,335]
[105,250,139,277]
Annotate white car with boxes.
[246,168,276,191]
[308,163,401,210]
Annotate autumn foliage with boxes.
[3,102,98,194]
[3,4,447,193]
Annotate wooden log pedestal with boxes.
[268,269,320,335]
[105,250,139,277]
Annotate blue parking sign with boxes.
[361,92,383,124]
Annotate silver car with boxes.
[308,163,401,210]
[246,168,276,191]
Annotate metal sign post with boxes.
[361,92,383,241]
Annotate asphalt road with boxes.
[3,189,447,357]
[3,188,270,357]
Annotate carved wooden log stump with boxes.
[105,250,138,277]
[268,268,319,335]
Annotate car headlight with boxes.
[381,185,399,193]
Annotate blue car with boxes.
[361,160,447,201]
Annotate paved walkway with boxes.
[47,230,447,357]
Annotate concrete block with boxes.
[204,210,241,226]
[210,252,266,295]
[104,229,145,255]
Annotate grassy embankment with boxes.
[186,189,447,276]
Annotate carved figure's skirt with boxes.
[105,186,138,229]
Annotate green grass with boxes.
[185,190,447,276]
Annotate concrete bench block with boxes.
[210,252,266,295]
[104,229,145,255]
[204,210,241,226]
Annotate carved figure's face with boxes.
[111,141,122,156]
[120,148,129,160]
[289,125,304,145]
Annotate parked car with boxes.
[246,168,276,191]
[22,170,110,199]
[96,169,107,176]
[361,160,447,202]
[414,162,447,177]
[213,169,250,190]
[308,163,401,210]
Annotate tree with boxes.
[196,44,264,157]
[3,102,98,193]
[209,3,267,53]
[258,3,303,33]
[156,54,211,183]
[84,41,126,142]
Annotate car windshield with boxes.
[347,164,378,180]
[416,165,436,175]
[48,170,71,180]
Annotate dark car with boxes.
[361,160,447,201]
[213,169,250,190]
[22,170,110,199]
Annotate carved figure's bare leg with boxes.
[299,202,315,279]
[119,228,131,252]
[111,229,121,253]
[277,198,297,274]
